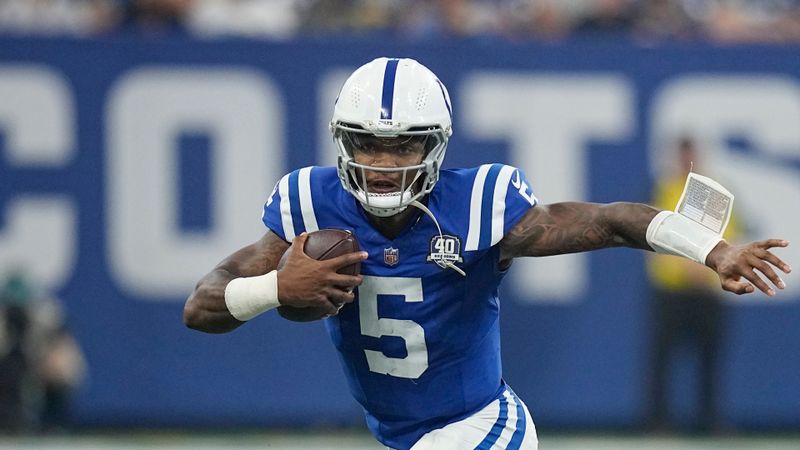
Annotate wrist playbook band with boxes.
[646,210,723,265]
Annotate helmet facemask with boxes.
[330,57,453,216]
[334,123,448,217]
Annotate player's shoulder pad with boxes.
[458,163,538,251]
[262,166,339,242]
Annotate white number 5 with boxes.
[358,276,429,379]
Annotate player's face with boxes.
[348,135,427,193]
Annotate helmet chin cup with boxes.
[356,190,411,217]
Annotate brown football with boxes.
[277,228,361,275]
[277,229,361,322]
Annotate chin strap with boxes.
[410,200,467,277]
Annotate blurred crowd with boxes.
[0,0,799,44]
[0,270,85,434]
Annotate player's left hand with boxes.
[705,239,792,296]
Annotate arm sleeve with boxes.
[262,173,289,241]
[464,164,538,251]
[501,165,538,236]
[262,167,321,243]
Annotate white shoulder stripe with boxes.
[298,167,318,233]
[278,174,295,241]
[465,164,493,251]
[490,165,516,246]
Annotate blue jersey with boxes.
[263,164,537,449]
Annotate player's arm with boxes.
[499,202,658,258]
[499,201,791,296]
[184,231,365,333]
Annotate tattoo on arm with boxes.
[502,202,660,259]
[217,233,288,279]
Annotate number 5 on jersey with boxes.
[359,276,429,379]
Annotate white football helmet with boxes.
[331,57,453,217]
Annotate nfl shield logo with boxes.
[384,247,399,266]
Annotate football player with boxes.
[184,58,791,450]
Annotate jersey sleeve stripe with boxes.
[298,167,319,233]
[288,170,306,237]
[490,165,516,246]
[478,164,502,249]
[465,164,492,251]
[278,173,295,241]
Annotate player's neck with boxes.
[366,204,422,240]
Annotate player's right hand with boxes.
[276,233,367,315]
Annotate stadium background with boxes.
[1,1,799,448]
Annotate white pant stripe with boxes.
[491,390,519,450]
[408,387,538,450]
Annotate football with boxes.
[277,228,361,275]
[277,228,361,322]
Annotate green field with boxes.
[2,432,800,450]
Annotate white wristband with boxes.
[646,210,723,265]
[224,271,280,321]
